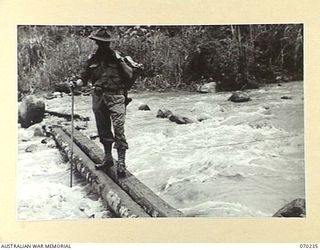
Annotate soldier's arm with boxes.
[119,60,133,79]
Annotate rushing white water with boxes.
[17,81,304,219]
[17,126,111,220]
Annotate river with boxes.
[17,81,305,219]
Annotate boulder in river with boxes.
[281,96,292,100]
[41,138,49,144]
[25,144,37,153]
[44,93,55,100]
[53,92,63,98]
[228,91,251,103]
[75,123,88,131]
[197,113,211,122]
[45,92,63,100]
[34,126,45,137]
[169,115,194,124]
[18,95,45,128]
[89,133,99,140]
[273,198,306,217]
[157,108,194,124]
[157,109,173,118]
[138,104,151,111]
[197,82,217,93]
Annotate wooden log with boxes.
[63,127,183,217]
[51,126,150,218]
[45,110,89,121]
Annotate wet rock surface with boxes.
[273,198,306,217]
[197,82,217,93]
[157,108,194,124]
[18,95,46,128]
[138,104,151,111]
[157,109,173,118]
[228,91,251,102]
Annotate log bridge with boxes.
[50,126,182,218]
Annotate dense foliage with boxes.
[17,24,303,93]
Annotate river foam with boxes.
[17,81,305,219]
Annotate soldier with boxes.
[77,28,133,177]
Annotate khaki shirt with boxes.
[81,49,125,90]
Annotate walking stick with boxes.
[69,81,75,188]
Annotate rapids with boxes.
[17,81,304,219]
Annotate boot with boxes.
[95,144,114,170]
[117,149,126,177]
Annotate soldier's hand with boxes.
[68,81,76,89]
[76,79,84,87]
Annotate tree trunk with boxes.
[62,127,183,217]
[51,127,150,218]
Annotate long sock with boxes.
[117,149,126,165]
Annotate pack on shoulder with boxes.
[114,50,144,90]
